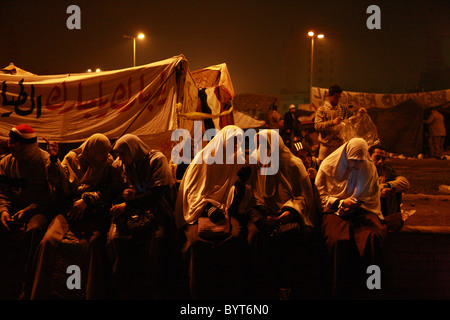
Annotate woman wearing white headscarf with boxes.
[246,129,321,299]
[108,134,178,299]
[31,134,121,300]
[175,125,249,299]
[315,137,387,298]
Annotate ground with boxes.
[387,157,450,227]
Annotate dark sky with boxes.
[1,0,449,95]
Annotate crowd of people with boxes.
[1,85,415,300]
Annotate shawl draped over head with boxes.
[175,125,246,227]
[113,134,174,193]
[249,129,319,227]
[62,133,113,194]
[315,137,382,219]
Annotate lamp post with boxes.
[123,33,145,67]
[308,31,324,107]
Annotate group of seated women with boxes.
[4,125,388,300]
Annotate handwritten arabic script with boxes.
[1,79,42,119]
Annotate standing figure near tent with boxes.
[175,125,250,300]
[245,130,321,299]
[424,107,447,159]
[283,104,300,149]
[314,85,366,163]
[315,138,387,298]
[266,104,283,130]
[31,134,122,300]
[107,134,179,299]
[0,125,61,299]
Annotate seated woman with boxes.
[315,138,387,298]
[108,134,178,299]
[175,125,249,300]
[245,129,321,299]
[31,134,121,299]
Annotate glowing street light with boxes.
[123,33,145,67]
[308,31,324,107]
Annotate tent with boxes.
[367,99,425,155]
[233,110,265,129]
[1,62,36,76]
[233,93,279,122]
[0,55,199,157]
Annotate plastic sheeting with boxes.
[337,113,380,147]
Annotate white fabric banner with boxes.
[311,87,450,109]
[0,55,191,144]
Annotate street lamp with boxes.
[123,33,145,67]
[307,31,324,107]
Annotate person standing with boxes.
[424,107,447,159]
[266,104,283,130]
[314,85,366,162]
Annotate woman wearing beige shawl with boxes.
[175,125,249,299]
[31,134,121,299]
[315,137,387,298]
[246,129,321,299]
[108,134,178,299]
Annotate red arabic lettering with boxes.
[45,81,67,110]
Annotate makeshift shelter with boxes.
[368,99,425,155]
[233,93,279,121]
[190,63,235,130]
[233,110,265,129]
[0,55,199,157]
[295,103,316,125]
[1,62,36,76]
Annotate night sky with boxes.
[1,0,449,95]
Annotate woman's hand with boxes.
[68,199,87,221]
[277,210,296,224]
[110,203,127,218]
[123,188,136,201]
[338,198,363,216]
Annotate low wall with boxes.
[383,226,450,299]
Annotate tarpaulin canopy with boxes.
[367,99,424,155]
[0,55,199,156]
